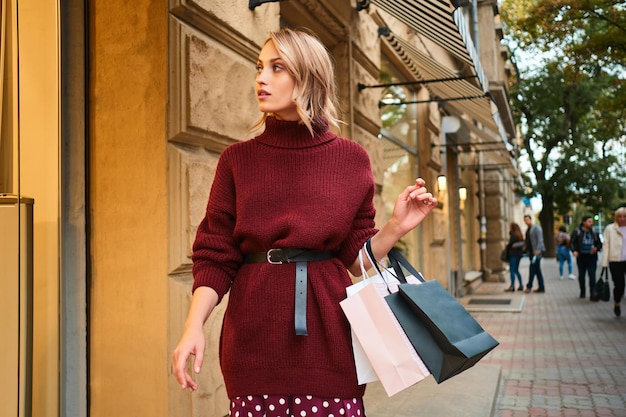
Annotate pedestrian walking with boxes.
[523,214,546,293]
[555,225,575,280]
[570,216,603,300]
[601,207,626,317]
[505,222,525,291]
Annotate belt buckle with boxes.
[267,248,286,264]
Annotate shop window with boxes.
[379,55,419,255]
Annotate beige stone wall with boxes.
[484,168,515,279]
[477,0,507,83]
[166,1,280,415]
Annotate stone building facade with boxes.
[0,0,518,416]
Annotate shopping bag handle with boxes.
[600,266,608,280]
[361,239,395,294]
[364,238,385,279]
[358,245,370,280]
[387,248,426,284]
[364,239,426,285]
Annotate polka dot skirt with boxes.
[229,395,364,417]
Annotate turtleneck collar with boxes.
[254,116,336,149]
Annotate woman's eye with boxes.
[255,63,285,73]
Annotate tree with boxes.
[501,0,626,255]
[501,0,626,66]
[513,61,624,254]
[502,0,626,130]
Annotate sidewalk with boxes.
[363,256,626,417]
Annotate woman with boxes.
[555,225,575,280]
[171,29,438,416]
[601,207,626,317]
[505,222,525,291]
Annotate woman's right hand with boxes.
[172,326,206,391]
[171,286,219,391]
[172,325,207,391]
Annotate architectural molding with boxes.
[169,1,261,63]
[167,144,219,274]
[168,19,254,152]
[353,109,381,139]
[351,41,379,81]
[283,0,348,40]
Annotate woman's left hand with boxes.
[348,178,437,276]
[389,178,437,236]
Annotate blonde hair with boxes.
[614,207,626,221]
[251,28,341,135]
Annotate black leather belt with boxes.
[244,249,334,336]
[244,249,334,264]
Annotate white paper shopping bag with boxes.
[345,278,379,385]
[340,246,430,396]
[341,282,430,396]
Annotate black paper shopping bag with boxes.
[366,242,499,384]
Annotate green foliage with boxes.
[501,0,626,225]
[501,0,626,67]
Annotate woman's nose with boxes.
[256,69,268,85]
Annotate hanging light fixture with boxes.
[458,186,467,201]
[437,175,447,192]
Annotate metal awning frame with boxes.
[358,75,478,91]
[379,30,497,130]
[433,141,505,147]
[378,93,489,109]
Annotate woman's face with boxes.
[617,212,626,226]
[255,40,298,121]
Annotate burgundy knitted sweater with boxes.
[191,117,377,399]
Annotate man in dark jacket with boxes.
[570,216,603,300]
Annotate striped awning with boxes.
[382,32,499,132]
[371,0,488,91]
[370,0,514,146]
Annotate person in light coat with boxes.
[601,207,626,317]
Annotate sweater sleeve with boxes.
[335,145,377,267]
[191,150,242,302]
